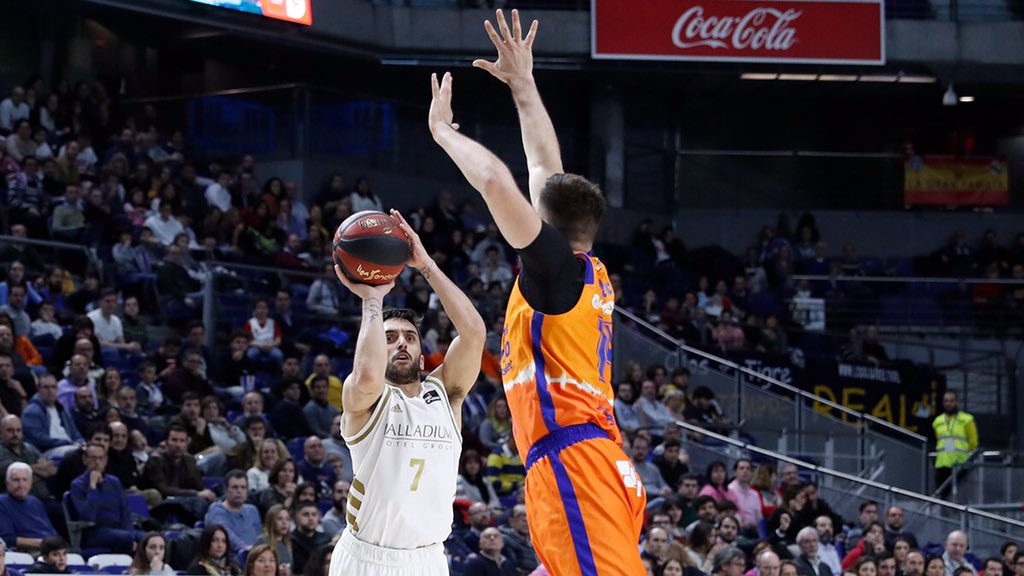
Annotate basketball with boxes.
[333,210,411,286]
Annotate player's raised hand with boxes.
[428,72,459,138]
[389,209,433,272]
[473,9,538,86]
[334,264,395,301]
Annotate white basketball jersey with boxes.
[341,375,461,549]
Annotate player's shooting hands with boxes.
[334,265,395,302]
[428,72,459,138]
[473,9,538,87]
[389,210,433,272]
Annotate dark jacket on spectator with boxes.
[142,449,205,498]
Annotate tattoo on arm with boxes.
[421,262,434,281]
[365,299,382,324]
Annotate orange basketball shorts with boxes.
[524,423,647,576]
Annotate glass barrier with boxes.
[678,420,1024,558]
[613,307,931,493]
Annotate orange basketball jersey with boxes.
[501,252,621,457]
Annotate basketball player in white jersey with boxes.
[329,209,486,576]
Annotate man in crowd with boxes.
[464,527,517,576]
[0,463,58,553]
[297,435,336,499]
[728,458,763,530]
[21,374,83,459]
[290,501,330,573]
[304,354,342,411]
[168,392,213,454]
[303,376,340,439]
[884,505,919,549]
[204,470,261,554]
[631,435,671,500]
[68,441,141,554]
[0,415,54,499]
[904,550,927,576]
[795,526,834,576]
[141,424,216,524]
[943,531,976,576]
[814,515,843,576]
[87,288,140,353]
[320,480,349,537]
[498,504,539,575]
[847,500,879,550]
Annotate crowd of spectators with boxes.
[0,72,1020,576]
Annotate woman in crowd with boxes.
[925,557,946,576]
[780,561,801,576]
[254,504,293,574]
[97,368,123,411]
[129,532,176,576]
[479,396,512,455]
[767,484,811,544]
[752,464,780,519]
[255,459,298,516]
[698,461,732,502]
[842,521,888,570]
[893,536,913,570]
[243,544,279,576]
[855,557,878,576]
[684,521,721,572]
[248,438,283,492]
[456,449,499,508]
[188,524,241,576]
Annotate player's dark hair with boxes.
[539,172,607,245]
[383,308,422,335]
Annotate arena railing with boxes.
[614,306,932,493]
[930,450,1024,507]
[0,235,105,278]
[674,419,1024,557]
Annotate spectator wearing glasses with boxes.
[463,527,516,576]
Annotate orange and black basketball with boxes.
[333,210,410,286]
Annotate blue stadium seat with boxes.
[127,494,149,519]
[202,476,225,493]
[287,437,305,462]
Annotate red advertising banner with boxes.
[592,0,884,64]
[904,156,1010,206]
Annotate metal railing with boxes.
[931,450,1024,506]
[0,234,103,276]
[675,420,1024,554]
[614,306,932,493]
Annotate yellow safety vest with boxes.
[932,411,974,468]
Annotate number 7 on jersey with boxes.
[408,458,426,491]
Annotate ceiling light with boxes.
[959,96,974,103]
[777,74,817,81]
[943,84,957,106]
[898,75,937,83]
[740,73,778,80]
[818,74,858,82]
[859,75,898,82]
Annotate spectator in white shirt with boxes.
[613,383,642,434]
[87,288,141,354]
[143,202,185,246]
[60,134,98,176]
[0,86,29,133]
[349,176,382,212]
[284,181,308,222]
[205,172,233,213]
[30,301,63,341]
[5,120,36,161]
[814,515,843,576]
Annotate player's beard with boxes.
[386,352,421,385]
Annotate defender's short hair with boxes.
[538,173,607,244]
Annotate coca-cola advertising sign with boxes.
[592,0,884,64]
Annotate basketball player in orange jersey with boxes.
[428,10,646,576]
